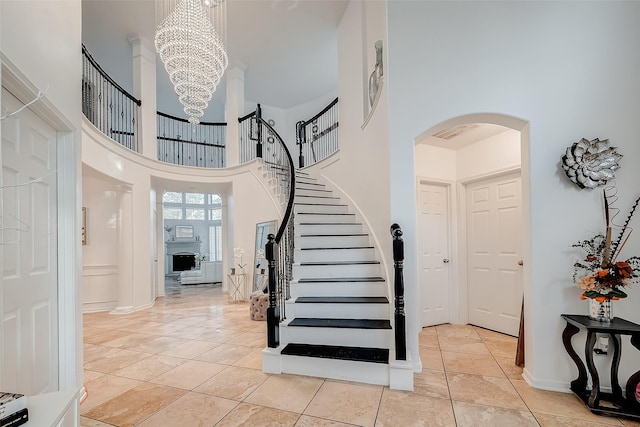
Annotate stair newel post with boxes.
[391,223,407,361]
[256,104,263,158]
[296,120,305,168]
[266,233,280,347]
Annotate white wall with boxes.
[83,119,281,308]
[1,0,83,395]
[312,0,396,353]
[457,130,521,181]
[245,90,338,163]
[387,1,640,390]
[415,145,456,181]
[82,170,119,312]
[1,0,81,124]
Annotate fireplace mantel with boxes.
[165,239,202,256]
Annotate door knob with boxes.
[443,259,450,264]
[518,260,523,266]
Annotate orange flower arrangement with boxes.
[573,191,640,301]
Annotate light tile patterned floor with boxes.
[80,282,639,426]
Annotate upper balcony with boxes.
[82,44,339,170]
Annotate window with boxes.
[185,193,205,204]
[163,207,182,219]
[185,208,205,220]
[209,194,222,204]
[163,192,183,203]
[209,208,222,221]
[209,225,222,261]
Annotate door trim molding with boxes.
[457,168,522,331]
[415,177,457,326]
[1,55,81,392]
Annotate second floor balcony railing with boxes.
[296,97,338,168]
[157,112,227,168]
[82,44,141,152]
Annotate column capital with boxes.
[227,62,247,81]
[129,36,156,64]
[115,184,133,194]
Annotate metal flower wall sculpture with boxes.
[561,138,622,189]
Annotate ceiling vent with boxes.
[432,124,480,140]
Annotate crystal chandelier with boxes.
[155,0,228,124]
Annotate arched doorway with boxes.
[413,113,531,362]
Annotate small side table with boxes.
[227,273,247,302]
[561,314,640,420]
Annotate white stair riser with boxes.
[280,355,389,386]
[295,204,349,214]
[298,235,370,248]
[295,188,331,197]
[282,325,392,348]
[295,213,356,224]
[294,196,342,205]
[296,178,319,185]
[290,282,388,298]
[295,223,363,235]
[296,247,376,263]
[293,263,381,278]
[286,302,390,319]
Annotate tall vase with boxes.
[368,40,383,107]
[589,298,612,322]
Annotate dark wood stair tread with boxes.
[297,212,354,216]
[295,203,347,206]
[300,246,374,250]
[282,343,389,364]
[297,277,385,283]
[288,318,391,329]
[295,296,388,304]
[301,233,367,237]
[300,261,379,266]
[296,195,340,199]
[295,187,331,192]
[299,222,362,226]
[296,180,322,185]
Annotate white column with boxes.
[225,64,246,167]
[113,185,134,313]
[156,198,166,298]
[129,36,157,159]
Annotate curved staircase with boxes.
[264,171,402,386]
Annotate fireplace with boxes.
[173,253,195,272]
[165,239,201,276]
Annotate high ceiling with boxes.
[82,0,349,121]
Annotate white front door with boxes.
[2,88,58,394]
[466,172,522,336]
[418,181,450,327]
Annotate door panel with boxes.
[1,88,58,394]
[418,182,450,327]
[467,172,522,336]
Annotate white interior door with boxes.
[466,172,522,336]
[2,88,58,394]
[418,181,450,327]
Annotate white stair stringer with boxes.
[263,172,413,391]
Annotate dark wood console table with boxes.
[561,314,640,420]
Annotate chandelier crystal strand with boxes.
[155,0,228,124]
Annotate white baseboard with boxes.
[522,368,572,393]
[82,301,116,313]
